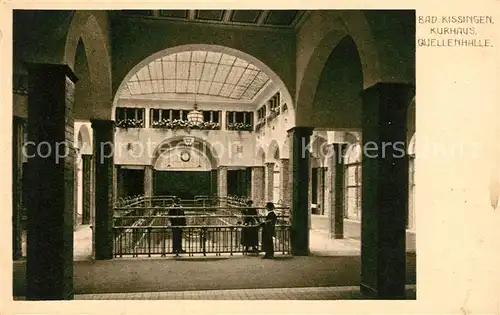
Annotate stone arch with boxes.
[65,12,112,119]
[151,136,219,169]
[310,134,328,159]
[295,12,381,126]
[408,133,416,156]
[407,95,416,144]
[344,131,360,145]
[255,147,266,166]
[76,124,92,155]
[112,44,294,119]
[346,142,362,164]
[267,140,280,163]
[281,136,290,160]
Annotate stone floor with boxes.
[14,285,416,300]
[15,215,417,300]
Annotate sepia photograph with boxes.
[10,9,418,302]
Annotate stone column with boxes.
[265,162,274,202]
[279,158,290,206]
[73,152,80,230]
[91,119,115,260]
[218,166,228,206]
[82,154,92,225]
[144,165,154,206]
[288,127,313,256]
[210,169,217,197]
[316,167,326,215]
[25,63,78,300]
[331,143,347,239]
[408,155,416,230]
[360,83,414,299]
[12,116,25,260]
[251,166,265,206]
[324,165,332,219]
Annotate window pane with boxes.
[235,112,244,123]
[203,111,211,122]
[172,110,180,120]
[213,111,220,123]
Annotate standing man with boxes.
[260,202,277,259]
[169,197,186,255]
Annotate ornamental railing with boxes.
[112,197,291,257]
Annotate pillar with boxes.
[25,63,78,300]
[360,83,414,299]
[91,119,115,260]
[288,127,313,256]
[82,155,92,225]
[210,169,217,197]
[279,158,290,206]
[144,165,154,206]
[112,165,118,205]
[316,167,326,215]
[12,116,25,260]
[265,162,274,202]
[73,151,79,230]
[251,166,265,206]
[324,165,332,218]
[218,166,228,206]
[331,143,347,239]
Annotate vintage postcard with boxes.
[1,1,499,314]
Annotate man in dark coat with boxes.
[169,197,186,254]
[260,202,277,259]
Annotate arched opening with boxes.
[311,35,364,130]
[73,38,92,120]
[150,137,219,199]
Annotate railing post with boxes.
[202,227,206,256]
[230,227,233,256]
[147,227,151,257]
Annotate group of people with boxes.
[167,197,278,259]
[240,200,277,259]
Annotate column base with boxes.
[360,282,406,300]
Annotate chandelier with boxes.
[187,64,204,126]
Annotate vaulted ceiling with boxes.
[119,10,308,31]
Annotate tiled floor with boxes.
[13,286,416,300]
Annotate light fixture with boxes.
[187,62,204,126]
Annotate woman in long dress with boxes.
[241,200,260,252]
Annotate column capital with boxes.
[287,126,314,136]
[361,83,415,110]
[25,62,79,84]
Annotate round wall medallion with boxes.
[180,150,191,162]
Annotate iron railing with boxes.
[113,224,291,257]
[112,195,291,257]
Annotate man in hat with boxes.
[260,201,278,259]
[169,197,186,255]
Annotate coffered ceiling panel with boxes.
[120,9,307,30]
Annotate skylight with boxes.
[120,51,271,101]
